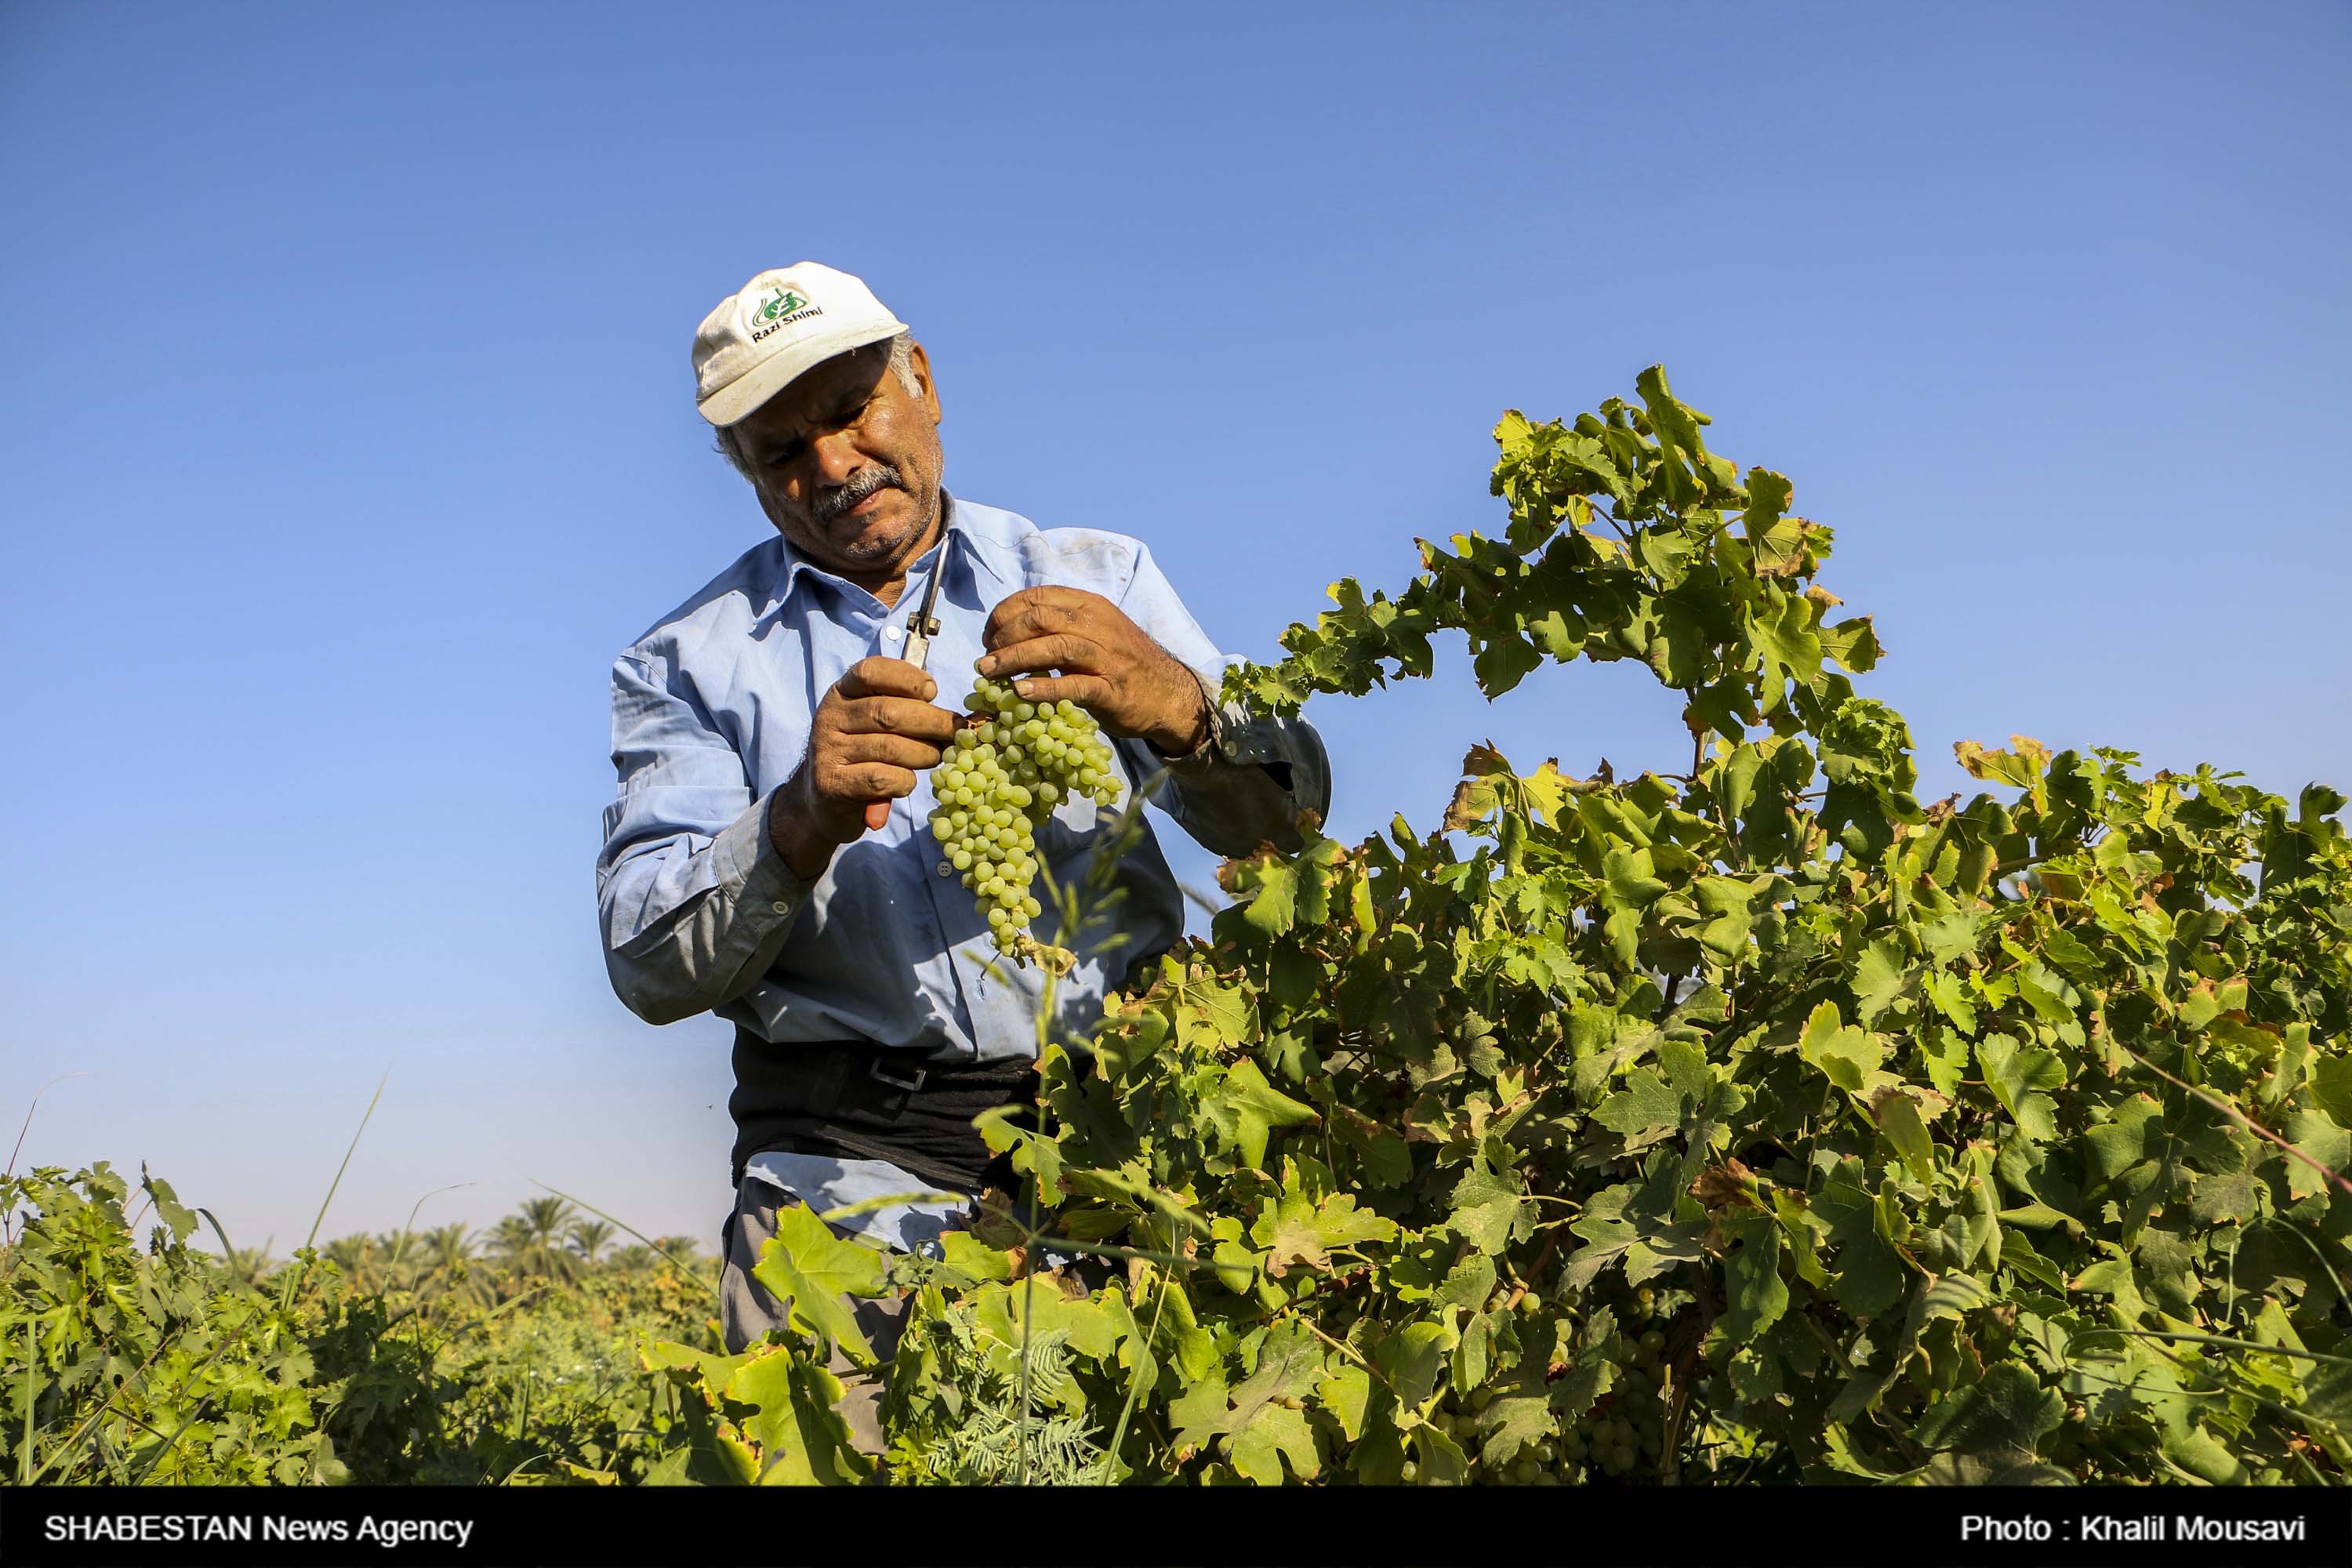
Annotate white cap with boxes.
[691,262,910,427]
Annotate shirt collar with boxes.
[760,488,1002,621]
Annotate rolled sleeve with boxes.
[597,652,815,1025]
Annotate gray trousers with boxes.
[718,1174,911,1459]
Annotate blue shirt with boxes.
[597,495,1328,1246]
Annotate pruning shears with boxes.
[862,557,948,833]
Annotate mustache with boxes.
[815,464,905,523]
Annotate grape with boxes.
[925,661,1123,962]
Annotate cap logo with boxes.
[749,283,823,342]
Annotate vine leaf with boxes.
[1474,1388,1557,1466]
[1720,1214,1789,1342]
[1449,1160,1532,1254]
[1160,960,1254,1053]
[1167,1321,1326,1483]
[1316,1364,1372,1442]
[723,1344,872,1485]
[1908,1362,2063,1464]
[749,1204,885,1367]
[1977,1035,2064,1143]
[1446,744,1573,830]
[1203,1060,1319,1171]
[1251,1185,1399,1276]
[1798,1002,1891,1096]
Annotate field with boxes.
[3,1156,724,1486]
[9,372,2350,1488]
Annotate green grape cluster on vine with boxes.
[929,670,1121,960]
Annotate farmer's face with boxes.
[730,339,946,584]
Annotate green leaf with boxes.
[1815,1170,1905,1316]
[1432,1251,1497,1316]
[1194,1320,1326,1483]
[1331,1105,1414,1188]
[2284,1109,2351,1204]
[1871,1089,1940,1185]
[2189,1169,2261,1227]
[1722,1214,1789,1343]
[1203,1059,1319,1171]
[137,1169,198,1243]
[1924,970,1978,1034]
[1163,960,1254,1053]
[1918,1027,1972,1098]
[2312,1054,2352,1131]
[1450,1161,1530,1255]
[1379,1319,1457,1411]
[1919,910,1981,967]
[1240,858,1298,937]
[1473,1390,1557,1466]
[1798,1001,1886,1094]
[1169,1374,1234,1457]
[1751,591,1824,711]
[1315,1365,1372,1443]
[1976,1035,2063,1143]
[1601,846,1669,913]
[1694,876,1756,962]
[2132,1227,2199,1318]
[1250,1185,1399,1276]
[1909,1363,2063,1461]
[938,1231,1014,1283]
[1229,1403,1320,1484]
[748,1204,885,1366]
[1595,1065,1683,1141]
[722,1343,872,1485]
[1852,939,1908,1025]
[1094,1005,1170,1079]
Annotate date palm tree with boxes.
[416,1221,474,1279]
[489,1197,579,1281]
[321,1233,384,1291]
[566,1218,615,1265]
[651,1236,705,1267]
[217,1244,279,1288]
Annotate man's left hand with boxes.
[978,586,1210,758]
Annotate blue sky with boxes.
[3,4,2345,1253]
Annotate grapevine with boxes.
[655,367,2352,1489]
[927,668,1122,960]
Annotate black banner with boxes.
[2,1484,2347,1567]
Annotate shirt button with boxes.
[882,626,903,641]
[771,900,792,914]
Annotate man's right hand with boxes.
[769,656,960,880]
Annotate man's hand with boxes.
[770,657,960,880]
[977,586,1210,759]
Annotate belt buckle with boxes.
[868,1057,927,1095]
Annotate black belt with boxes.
[728,1030,1035,1197]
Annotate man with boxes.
[594,262,1328,1447]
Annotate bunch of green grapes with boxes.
[926,670,1121,956]
[1399,1280,1682,1486]
[1563,1284,1671,1482]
